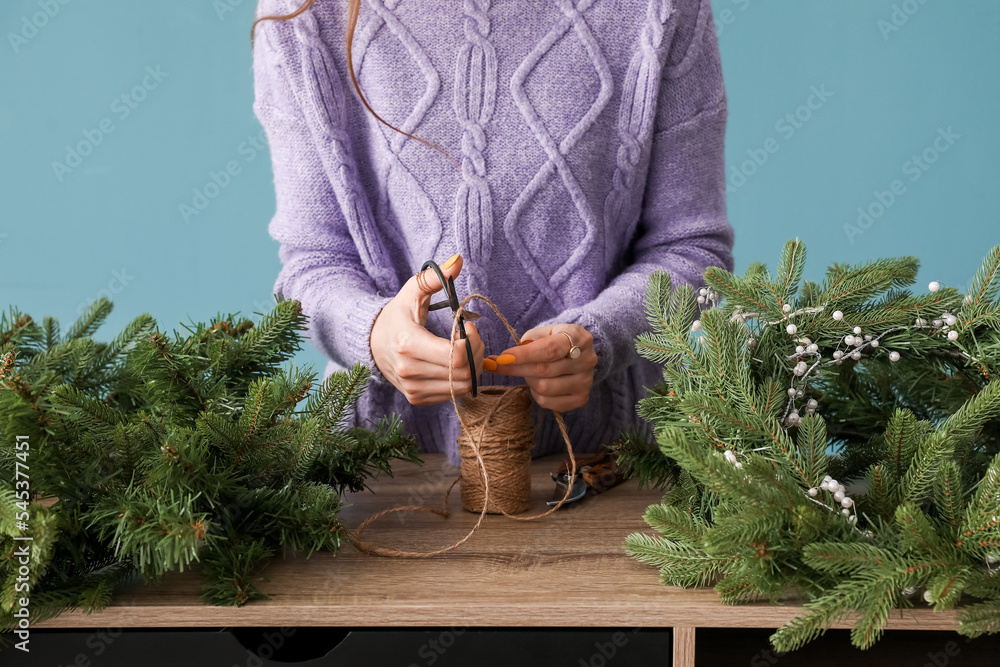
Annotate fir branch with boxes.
[608,427,676,490]
[962,450,1000,536]
[964,246,1000,319]
[237,378,272,458]
[927,569,968,609]
[42,316,60,350]
[795,414,829,488]
[958,600,1000,637]
[863,464,895,522]
[64,298,112,342]
[196,412,244,452]
[705,266,777,315]
[642,502,705,546]
[200,538,273,607]
[289,417,323,482]
[304,362,368,426]
[895,502,953,560]
[850,579,902,650]
[0,296,417,623]
[0,308,35,349]
[802,542,897,574]
[714,570,762,604]
[776,238,807,303]
[905,381,1000,503]
[88,314,156,380]
[770,578,878,652]
[821,256,920,310]
[884,408,921,477]
[624,532,730,588]
[51,385,127,431]
[628,240,1000,651]
[934,461,964,537]
[236,299,307,367]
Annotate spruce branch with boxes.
[625,240,1000,651]
[0,296,418,634]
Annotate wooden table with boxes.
[37,454,958,666]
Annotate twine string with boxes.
[349,293,577,557]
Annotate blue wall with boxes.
[2,0,998,374]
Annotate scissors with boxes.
[421,259,481,398]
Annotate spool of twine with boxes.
[348,293,577,558]
[457,385,533,514]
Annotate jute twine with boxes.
[348,293,577,558]
[457,385,532,514]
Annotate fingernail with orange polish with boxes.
[441,253,460,270]
[496,353,516,365]
[483,358,498,372]
[518,338,534,345]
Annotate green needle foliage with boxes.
[615,240,1000,651]
[0,296,419,640]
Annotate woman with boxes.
[251,0,734,466]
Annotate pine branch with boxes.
[627,240,1000,651]
[776,238,806,303]
[64,298,113,342]
[624,532,729,587]
[236,299,307,366]
[303,362,368,426]
[965,246,1000,320]
[934,461,964,538]
[200,538,273,607]
[51,385,128,431]
[795,414,829,488]
[0,296,418,622]
[958,600,1000,637]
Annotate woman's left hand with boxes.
[485,323,597,412]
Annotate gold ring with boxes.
[557,331,581,359]
[415,269,436,295]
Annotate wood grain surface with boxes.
[37,454,959,630]
[672,627,696,667]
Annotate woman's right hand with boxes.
[370,254,485,405]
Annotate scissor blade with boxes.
[547,476,588,506]
[461,310,481,321]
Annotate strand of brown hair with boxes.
[251,0,465,177]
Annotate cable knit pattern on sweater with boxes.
[453,0,496,297]
[253,0,735,466]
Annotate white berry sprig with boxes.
[805,475,858,525]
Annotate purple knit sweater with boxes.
[252,0,735,467]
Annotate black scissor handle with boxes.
[421,260,454,312]
[420,260,477,398]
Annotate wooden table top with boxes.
[38,454,958,630]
